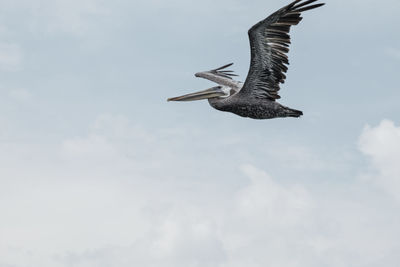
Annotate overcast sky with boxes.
[1,0,400,266]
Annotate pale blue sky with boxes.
[1,0,400,266]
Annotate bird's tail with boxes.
[285,107,303,118]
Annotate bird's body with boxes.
[168,0,325,120]
[209,95,303,119]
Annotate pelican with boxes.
[168,0,325,120]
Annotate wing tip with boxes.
[292,0,325,13]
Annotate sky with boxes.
[0,0,400,266]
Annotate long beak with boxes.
[167,86,225,102]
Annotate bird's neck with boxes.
[208,97,228,111]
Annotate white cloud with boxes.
[1,115,400,267]
[0,43,23,71]
[359,119,400,202]
[236,164,312,226]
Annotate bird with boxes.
[168,0,325,120]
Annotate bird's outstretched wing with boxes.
[195,63,241,90]
[238,0,324,101]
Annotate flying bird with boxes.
[168,0,324,120]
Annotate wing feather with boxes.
[238,0,324,100]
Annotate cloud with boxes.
[0,43,23,71]
[236,164,312,227]
[359,119,400,202]
[1,115,400,267]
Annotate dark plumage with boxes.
[208,94,303,120]
[168,0,325,120]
